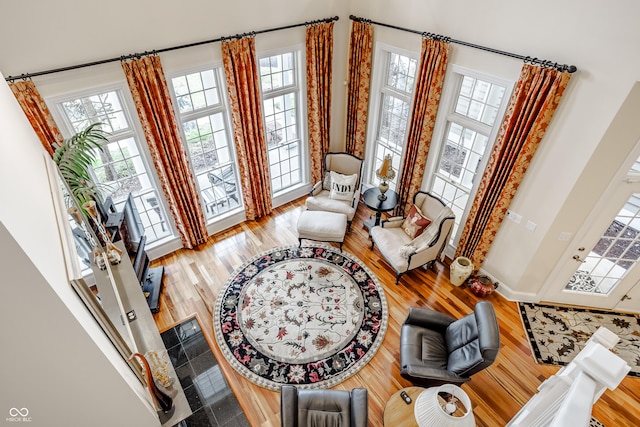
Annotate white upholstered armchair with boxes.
[370,191,454,284]
[305,152,363,230]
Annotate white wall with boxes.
[349,0,640,297]
[0,72,159,426]
[0,0,350,149]
[1,0,640,298]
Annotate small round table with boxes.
[362,187,398,231]
[383,386,425,427]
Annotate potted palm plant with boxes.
[52,122,109,206]
[52,123,122,267]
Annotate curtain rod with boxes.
[350,15,577,73]
[4,16,339,83]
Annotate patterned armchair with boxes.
[370,191,454,284]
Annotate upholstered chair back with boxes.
[325,153,363,189]
[280,385,368,427]
[414,191,448,219]
[445,301,500,377]
[399,301,500,387]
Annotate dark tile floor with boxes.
[161,317,250,427]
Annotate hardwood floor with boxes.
[151,197,640,426]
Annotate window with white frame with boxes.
[169,68,242,221]
[56,89,172,244]
[259,50,303,193]
[429,70,510,245]
[368,49,418,190]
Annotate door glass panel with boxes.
[565,193,640,294]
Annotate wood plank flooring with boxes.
[151,197,640,426]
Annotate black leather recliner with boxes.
[399,301,501,387]
[280,385,368,427]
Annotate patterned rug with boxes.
[213,244,388,390]
[519,302,640,377]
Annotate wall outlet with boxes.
[506,210,522,224]
[558,232,572,241]
[525,220,537,232]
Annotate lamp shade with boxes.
[375,154,396,181]
[414,384,475,427]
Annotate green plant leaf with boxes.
[53,122,110,205]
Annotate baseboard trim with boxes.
[476,268,539,303]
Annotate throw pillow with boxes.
[322,171,331,191]
[401,204,432,239]
[329,171,358,201]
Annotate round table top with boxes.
[383,386,425,427]
[362,187,398,212]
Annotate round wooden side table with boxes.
[362,187,398,231]
[383,386,425,427]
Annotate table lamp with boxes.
[375,154,396,201]
[414,384,476,427]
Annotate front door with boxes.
[542,162,640,313]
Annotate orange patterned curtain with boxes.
[306,22,334,184]
[345,21,373,158]
[397,38,450,216]
[455,64,572,268]
[9,79,63,156]
[221,36,272,220]
[121,55,208,249]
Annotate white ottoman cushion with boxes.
[297,210,347,243]
[305,191,357,221]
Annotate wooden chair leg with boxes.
[395,273,402,285]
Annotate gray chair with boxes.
[207,165,239,204]
[305,152,363,230]
[400,301,500,387]
[280,385,368,427]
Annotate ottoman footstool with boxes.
[297,210,348,251]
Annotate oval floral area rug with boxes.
[213,244,388,390]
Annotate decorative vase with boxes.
[378,181,389,200]
[450,257,473,287]
[130,352,174,413]
[468,275,498,297]
[82,200,122,265]
[145,350,174,388]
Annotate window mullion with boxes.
[447,114,492,136]
[263,86,297,99]
[179,106,225,123]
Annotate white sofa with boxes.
[370,191,455,284]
